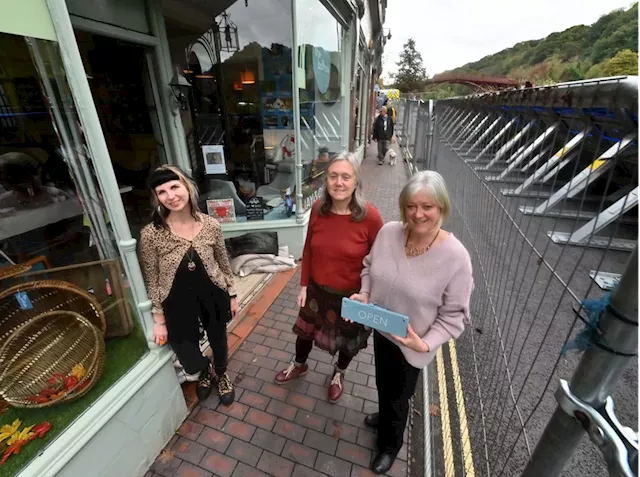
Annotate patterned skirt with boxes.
[292,280,372,357]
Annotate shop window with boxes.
[295,0,347,212]
[0,32,147,475]
[164,0,296,223]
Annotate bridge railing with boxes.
[395,77,638,477]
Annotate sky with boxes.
[381,0,635,81]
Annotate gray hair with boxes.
[318,151,368,221]
[399,171,451,226]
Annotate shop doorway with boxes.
[75,31,168,237]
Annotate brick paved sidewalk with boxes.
[147,143,410,477]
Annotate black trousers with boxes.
[163,256,230,376]
[374,331,421,454]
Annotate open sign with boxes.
[341,298,409,337]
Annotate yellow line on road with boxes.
[449,340,476,477]
[436,346,455,477]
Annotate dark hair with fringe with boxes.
[147,165,200,227]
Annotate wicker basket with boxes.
[0,280,106,344]
[0,311,105,408]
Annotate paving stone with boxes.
[344,409,369,430]
[234,375,264,392]
[178,420,204,440]
[304,371,328,387]
[273,418,307,443]
[256,451,295,477]
[387,458,408,477]
[252,355,280,370]
[325,420,359,444]
[200,394,222,410]
[256,367,278,383]
[266,399,298,421]
[222,417,257,442]
[339,394,365,413]
[218,401,250,420]
[226,438,263,467]
[282,440,318,468]
[286,391,316,412]
[194,408,228,428]
[273,321,293,333]
[151,453,183,477]
[313,401,346,421]
[353,353,373,364]
[363,400,378,415]
[294,410,328,432]
[250,428,287,454]
[261,382,290,401]
[279,332,298,343]
[314,452,352,477]
[344,372,369,386]
[267,348,294,362]
[303,429,338,455]
[350,465,377,477]
[263,337,288,351]
[231,462,270,477]
[314,362,335,376]
[173,461,213,477]
[352,384,378,402]
[247,333,267,344]
[172,437,207,465]
[234,350,256,364]
[240,391,270,411]
[245,408,278,431]
[304,383,328,401]
[356,362,376,376]
[291,464,327,477]
[200,449,238,477]
[356,429,376,451]
[336,441,372,467]
[197,426,233,453]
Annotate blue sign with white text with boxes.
[341,298,409,338]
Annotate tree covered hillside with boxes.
[451,3,638,84]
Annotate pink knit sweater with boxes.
[359,222,474,368]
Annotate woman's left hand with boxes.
[230,298,239,318]
[390,325,430,353]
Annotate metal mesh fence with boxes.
[396,77,638,477]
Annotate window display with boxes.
[295,0,347,212]
[164,0,295,223]
[0,32,146,476]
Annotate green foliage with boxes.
[448,3,637,84]
[587,49,639,78]
[392,38,428,92]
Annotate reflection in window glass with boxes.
[0,33,148,470]
[296,0,346,212]
[164,0,295,222]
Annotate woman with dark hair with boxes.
[274,152,384,403]
[139,165,238,404]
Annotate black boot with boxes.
[196,365,213,401]
[216,373,235,406]
[371,451,395,474]
[364,412,379,429]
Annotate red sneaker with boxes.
[328,369,344,403]
[275,361,309,384]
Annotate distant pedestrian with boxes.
[274,152,384,404]
[372,107,395,165]
[350,171,473,474]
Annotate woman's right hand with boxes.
[344,293,370,323]
[349,293,370,304]
[152,312,168,346]
[297,286,308,308]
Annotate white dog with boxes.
[386,149,397,166]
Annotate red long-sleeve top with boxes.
[301,202,384,291]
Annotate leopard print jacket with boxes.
[139,212,237,313]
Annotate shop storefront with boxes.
[0,1,386,476]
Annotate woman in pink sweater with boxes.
[350,171,473,474]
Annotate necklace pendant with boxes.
[188,260,196,272]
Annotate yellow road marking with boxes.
[590,158,606,171]
[449,340,476,477]
[436,346,456,477]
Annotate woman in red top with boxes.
[275,152,384,403]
